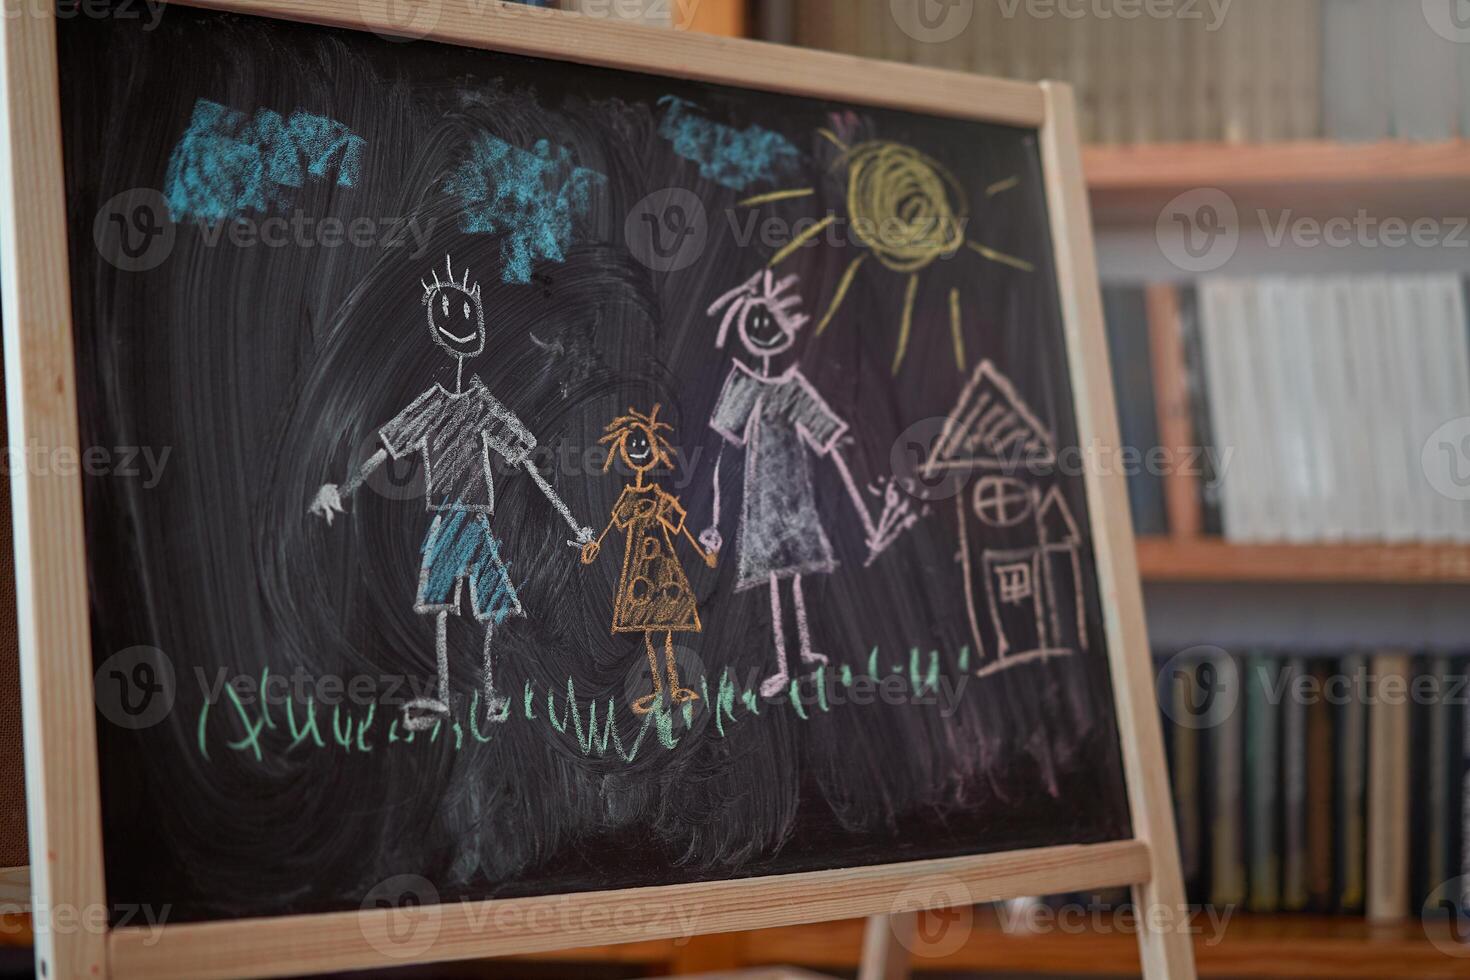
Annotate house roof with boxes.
[922,360,1056,475]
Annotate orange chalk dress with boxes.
[609,483,701,634]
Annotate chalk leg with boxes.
[760,573,792,698]
[403,611,452,732]
[791,574,827,668]
[633,631,664,715]
[665,631,699,705]
[482,619,510,724]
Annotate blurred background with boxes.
[5,0,1470,977]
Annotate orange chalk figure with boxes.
[581,405,718,714]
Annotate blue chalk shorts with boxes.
[415,510,523,624]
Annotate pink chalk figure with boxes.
[701,270,915,697]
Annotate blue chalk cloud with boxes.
[444,133,606,285]
[163,99,365,222]
[656,97,800,192]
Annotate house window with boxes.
[995,561,1033,605]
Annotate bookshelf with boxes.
[1135,538,1470,585]
[1083,140,1470,224]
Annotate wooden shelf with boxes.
[1083,140,1470,224]
[1134,537,1470,585]
[501,913,1462,978]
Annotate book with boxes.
[1362,277,1417,542]
[1323,0,1391,141]
[1209,651,1248,909]
[1367,650,1412,921]
[1313,279,1354,541]
[1412,655,1455,913]
[1170,658,1205,899]
[1246,653,1282,912]
[1103,285,1168,536]
[1306,658,1336,912]
[1147,283,1204,537]
[1281,655,1310,911]
[1389,0,1461,140]
[1428,275,1470,542]
[1337,653,1369,913]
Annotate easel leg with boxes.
[857,912,915,980]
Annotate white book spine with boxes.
[1241,279,1286,541]
[1307,279,1348,541]
[1263,278,1315,542]
[1373,278,1419,541]
[1325,279,1369,539]
[1429,276,1470,542]
[1346,279,1386,539]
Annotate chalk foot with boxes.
[402,697,450,732]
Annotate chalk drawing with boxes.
[164,99,365,222]
[444,133,606,284]
[703,270,912,696]
[581,405,717,714]
[736,123,1033,372]
[916,360,1082,678]
[657,96,801,192]
[309,256,593,729]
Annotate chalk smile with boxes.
[438,326,477,344]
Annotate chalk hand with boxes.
[698,526,722,554]
[308,483,345,526]
[702,547,718,569]
[568,525,594,549]
[580,540,600,565]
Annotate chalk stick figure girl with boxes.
[581,405,717,714]
[700,270,914,698]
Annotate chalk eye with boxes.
[463,301,471,320]
[440,295,449,317]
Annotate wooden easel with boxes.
[0,3,1194,977]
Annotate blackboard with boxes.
[2,1,1191,974]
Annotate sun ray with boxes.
[985,176,1020,197]
[891,273,920,375]
[966,240,1035,273]
[949,287,965,371]
[817,128,849,152]
[815,253,868,336]
[768,214,837,268]
[737,187,815,208]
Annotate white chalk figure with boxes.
[919,360,1084,677]
[309,256,593,730]
[701,270,914,697]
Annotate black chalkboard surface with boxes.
[59,3,1130,926]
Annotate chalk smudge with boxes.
[163,99,365,222]
[443,132,606,284]
[657,96,800,192]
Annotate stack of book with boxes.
[1161,649,1468,921]
[1103,275,1470,543]
[778,0,1470,144]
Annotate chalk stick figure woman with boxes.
[309,256,593,730]
[701,270,913,697]
[581,405,717,714]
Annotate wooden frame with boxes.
[0,2,1193,977]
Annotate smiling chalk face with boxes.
[426,281,486,358]
[620,426,656,474]
[738,301,795,357]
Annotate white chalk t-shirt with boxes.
[379,377,536,513]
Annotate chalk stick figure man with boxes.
[309,256,593,730]
[580,405,717,714]
[701,270,913,697]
